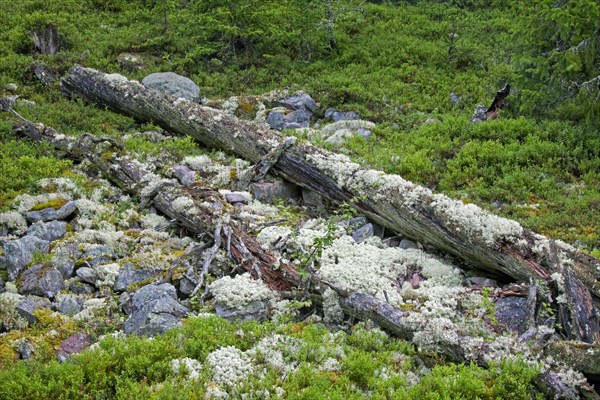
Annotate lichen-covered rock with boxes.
[55,201,77,220]
[18,264,64,299]
[27,220,67,242]
[210,274,273,311]
[68,280,96,295]
[18,340,33,360]
[52,244,79,278]
[141,72,200,103]
[123,283,189,336]
[470,105,487,123]
[5,235,50,281]
[113,262,160,292]
[77,246,116,268]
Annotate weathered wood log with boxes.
[12,123,301,292]
[59,67,600,337]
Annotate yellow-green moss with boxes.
[30,197,69,211]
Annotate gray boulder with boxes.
[398,239,421,250]
[52,245,79,278]
[68,280,96,295]
[25,208,58,223]
[113,262,160,292]
[276,93,317,113]
[5,235,50,281]
[56,295,83,316]
[27,220,67,242]
[267,109,311,131]
[141,72,200,103]
[215,300,269,323]
[123,283,189,336]
[224,192,247,205]
[76,267,98,286]
[18,264,64,299]
[77,246,116,268]
[325,107,360,122]
[251,181,300,203]
[352,223,373,244]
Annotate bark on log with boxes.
[59,66,600,326]
[12,123,301,292]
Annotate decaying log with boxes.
[59,66,600,342]
[12,123,301,292]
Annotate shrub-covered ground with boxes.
[0,0,598,398]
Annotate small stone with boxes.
[113,262,160,292]
[25,208,58,223]
[141,72,200,103]
[467,277,498,287]
[57,333,89,362]
[352,223,373,244]
[173,164,196,186]
[16,296,52,324]
[276,93,317,112]
[225,193,247,204]
[470,105,487,123]
[356,128,372,140]
[178,275,196,297]
[332,111,360,122]
[302,189,324,211]
[450,92,460,106]
[52,246,77,278]
[18,340,33,360]
[348,217,367,230]
[123,283,189,336]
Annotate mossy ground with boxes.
[0,1,597,397]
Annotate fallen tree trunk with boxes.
[59,66,600,337]
[12,124,301,292]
